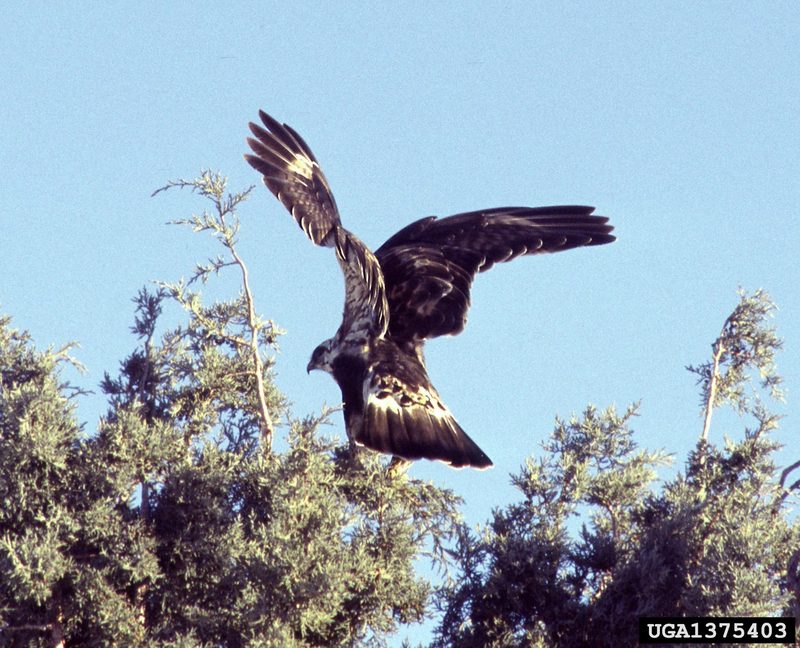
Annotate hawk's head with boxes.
[307,339,336,374]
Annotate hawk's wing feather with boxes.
[245,111,388,335]
[245,110,339,247]
[376,206,615,341]
[333,228,389,336]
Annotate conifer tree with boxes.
[434,290,799,648]
[2,170,798,647]
[0,172,461,647]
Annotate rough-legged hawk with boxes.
[245,110,615,469]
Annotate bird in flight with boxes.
[245,110,615,469]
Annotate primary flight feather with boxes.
[245,110,615,469]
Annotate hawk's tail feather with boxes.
[359,399,493,470]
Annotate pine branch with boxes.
[690,289,784,444]
[154,171,274,448]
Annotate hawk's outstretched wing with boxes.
[375,206,615,343]
[245,111,388,335]
[245,109,339,247]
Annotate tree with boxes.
[0,172,461,647]
[1,171,797,647]
[434,289,799,648]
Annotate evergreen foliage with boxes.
[1,172,797,646]
[434,290,799,647]
[0,173,460,647]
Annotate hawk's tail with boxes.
[358,397,493,470]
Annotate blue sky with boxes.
[3,1,799,643]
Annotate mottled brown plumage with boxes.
[245,110,615,469]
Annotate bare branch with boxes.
[779,459,800,490]
[701,339,725,442]
[217,207,274,448]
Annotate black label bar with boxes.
[638,617,796,644]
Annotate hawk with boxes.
[245,110,615,469]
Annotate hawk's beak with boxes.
[306,360,315,374]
